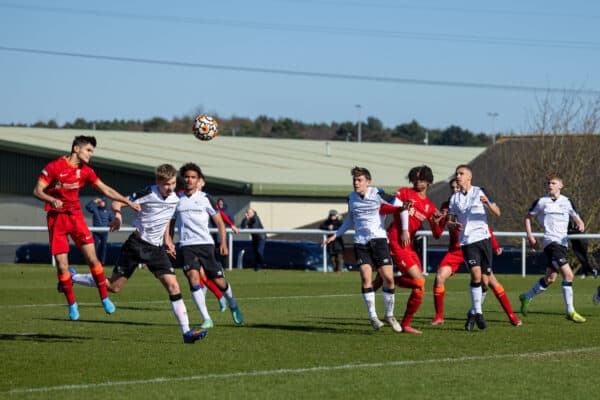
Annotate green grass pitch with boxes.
[1,264,600,399]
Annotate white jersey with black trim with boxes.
[528,194,579,248]
[129,185,179,247]
[174,190,218,246]
[448,185,491,246]
[335,187,394,244]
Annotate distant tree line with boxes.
[7,115,492,146]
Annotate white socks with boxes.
[362,291,377,319]
[72,272,98,287]
[222,283,238,309]
[470,285,483,314]
[562,283,575,314]
[170,298,190,334]
[381,288,395,318]
[191,287,211,321]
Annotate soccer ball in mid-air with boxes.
[192,115,218,141]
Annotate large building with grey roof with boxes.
[0,126,486,238]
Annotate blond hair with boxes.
[156,164,177,182]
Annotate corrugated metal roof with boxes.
[0,126,486,196]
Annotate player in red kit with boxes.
[431,178,521,327]
[373,165,443,334]
[33,135,140,320]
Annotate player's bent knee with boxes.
[415,278,426,291]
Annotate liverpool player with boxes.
[373,165,443,334]
[33,135,140,320]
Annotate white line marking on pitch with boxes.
[6,347,600,395]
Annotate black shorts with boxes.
[113,233,175,279]
[543,242,569,271]
[461,238,493,275]
[354,238,392,269]
[177,244,224,280]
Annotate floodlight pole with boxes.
[355,104,362,143]
[487,112,498,144]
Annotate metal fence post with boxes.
[421,236,428,275]
[521,237,527,277]
[228,231,234,270]
[322,234,328,273]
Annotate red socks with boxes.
[492,284,517,320]
[433,286,445,318]
[201,273,223,299]
[401,278,425,327]
[90,263,109,299]
[58,272,76,305]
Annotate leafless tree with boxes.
[464,90,600,258]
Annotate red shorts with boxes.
[47,211,94,255]
[389,242,422,274]
[438,249,465,275]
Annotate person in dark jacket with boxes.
[569,216,597,279]
[85,197,113,264]
[240,208,266,271]
[320,209,345,272]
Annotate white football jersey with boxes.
[528,194,579,248]
[335,187,392,244]
[174,190,218,246]
[129,185,179,247]
[448,186,492,246]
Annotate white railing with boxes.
[0,225,337,271]
[1,225,599,275]
[416,230,600,277]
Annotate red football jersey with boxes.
[38,157,99,213]
[387,187,442,245]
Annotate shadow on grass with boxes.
[109,305,166,312]
[0,333,89,343]
[246,322,374,335]
[42,317,157,326]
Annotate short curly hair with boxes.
[408,165,433,184]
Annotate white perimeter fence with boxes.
[1,225,599,277]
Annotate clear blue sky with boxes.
[1,0,599,135]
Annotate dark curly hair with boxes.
[408,165,433,184]
[179,162,205,180]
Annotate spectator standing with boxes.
[85,197,113,265]
[319,209,345,272]
[568,216,597,279]
[240,208,266,271]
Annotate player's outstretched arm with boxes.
[94,179,141,212]
[109,200,128,232]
